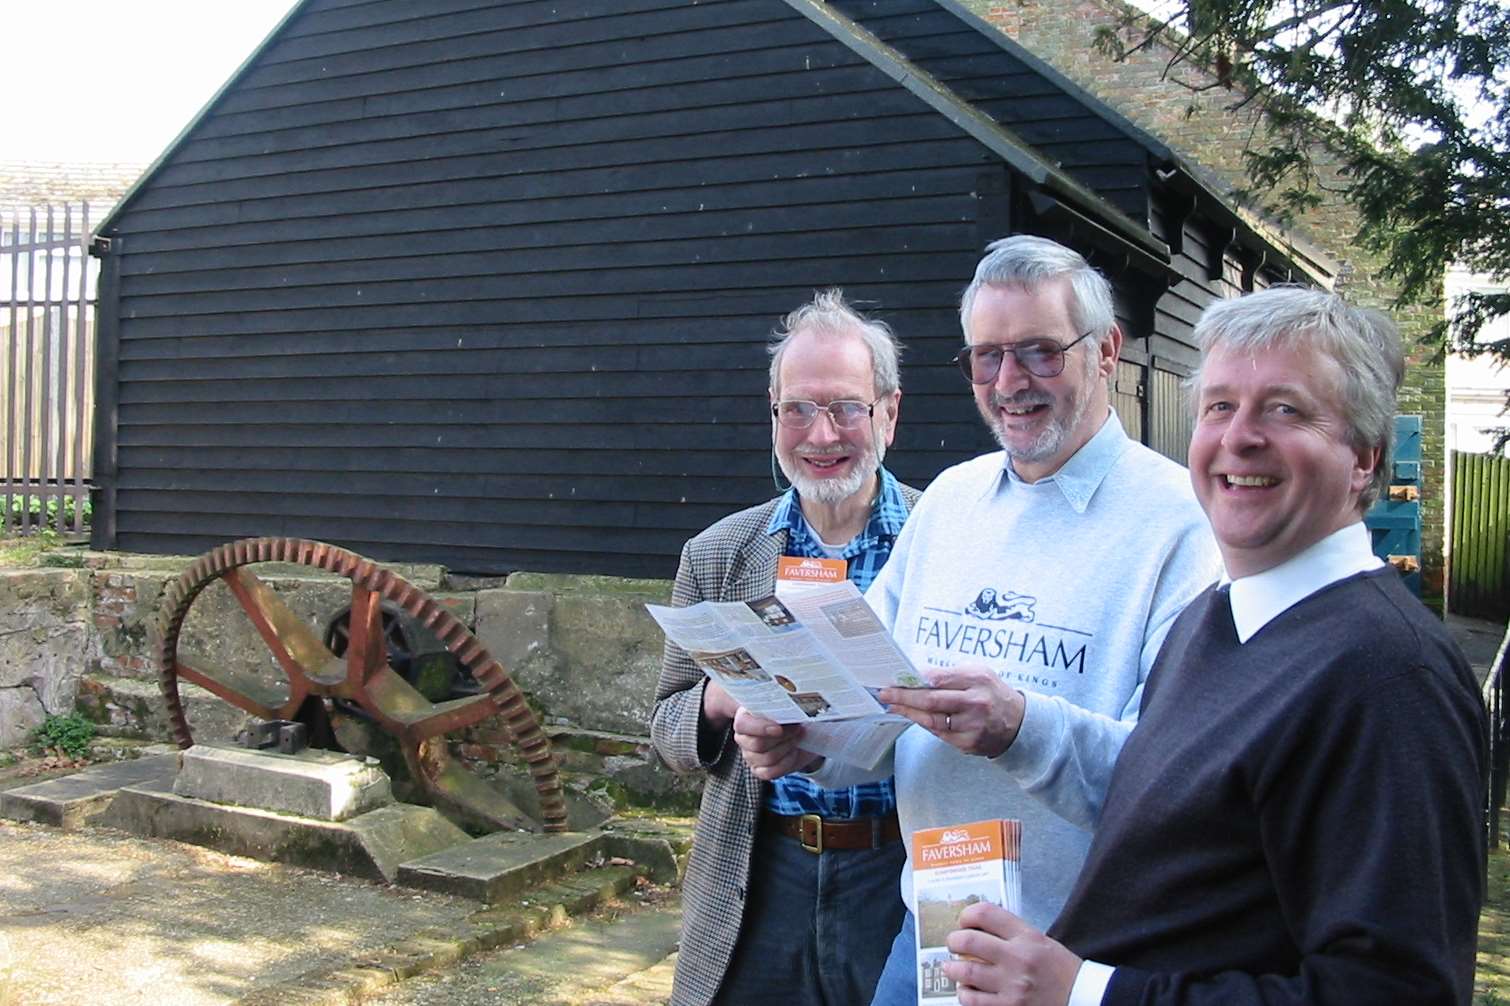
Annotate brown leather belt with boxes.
[763,809,902,854]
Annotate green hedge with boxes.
[3,495,90,531]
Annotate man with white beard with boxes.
[733,237,1219,1006]
[650,289,921,1006]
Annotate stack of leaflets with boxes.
[646,572,923,769]
[912,819,1023,1005]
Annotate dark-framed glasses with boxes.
[953,330,1095,383]
[772,397,881,430]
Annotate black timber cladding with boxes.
[100,0,1009,576]
[93,0,1319,578]
[825,0,1150,220]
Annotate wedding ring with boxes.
[945,714,953,732]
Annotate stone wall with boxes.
[1,551,699,810]
[474,573,671,738]
[0,569,92,748]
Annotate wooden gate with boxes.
[1,203,96,535]
[1450,449,1510,619]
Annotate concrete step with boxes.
[399,829,607,903]
[0,752,177,828]
[357,887,682,1006]
[597,817,694,886]
[4,744,688,905]
[392,815,694,905]
[234,865,675,1006]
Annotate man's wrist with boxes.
[700,680,735,731]
[982,685,1026,759]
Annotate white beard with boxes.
[778,436,886,504]
[988,351,1098,463]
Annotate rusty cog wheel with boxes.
[153,536,567,833]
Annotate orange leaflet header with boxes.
[777,556,848,583]
[913,819,1022,869]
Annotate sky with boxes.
[7,0,298,165]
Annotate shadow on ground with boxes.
[0,820,475,1006]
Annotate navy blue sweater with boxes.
[1050,569,1487,1005]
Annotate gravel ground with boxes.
[0,819,476,1006]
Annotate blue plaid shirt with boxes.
[763,468,908,819]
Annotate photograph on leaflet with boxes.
[748,596,799,630]
[916,880,1005,947]
[919,949,961,1000]
[691,648,772,683]
[790,691,833,718]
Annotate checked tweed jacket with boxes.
[650,484,920,1006]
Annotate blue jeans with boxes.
[714,825,906,1006]
[868,909,917,1006]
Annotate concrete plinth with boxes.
[173,743,393,821]
[104,773,469,883]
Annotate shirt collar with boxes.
[766,467,909,553]
[1226,522,1384,643]
[989,410,1129,513]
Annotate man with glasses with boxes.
[734,236,1219,1005]
[928,287,1485,1006]
[651,289,920,1006]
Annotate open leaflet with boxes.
[647,572,922,769]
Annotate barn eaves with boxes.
[784,0,1176,281]
[926,0,1334,288]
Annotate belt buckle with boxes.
[799,813,824,854]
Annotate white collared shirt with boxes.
[1067,520,1382,1006]
[1226,521,1383,643]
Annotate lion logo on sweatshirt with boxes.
[963,587,1037,623]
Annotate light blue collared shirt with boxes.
[991,409,1130,514]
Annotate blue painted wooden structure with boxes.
[1365,415,1422,595]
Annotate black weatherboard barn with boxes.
[90,0,1326,578]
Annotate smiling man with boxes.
[732,236,1220,1006]
[937,287,1488,1006]
[650,289,920,1006]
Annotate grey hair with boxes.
[768,288,903,397]
[1190,286,1405,510]
[959,235,1117,346]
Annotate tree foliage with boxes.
[1095,0,1510,355]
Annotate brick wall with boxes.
[960,0,1449,589]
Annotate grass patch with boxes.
[0,529,87,568]
[0,531,62,567]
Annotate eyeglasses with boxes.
[953,330,1095,383]
[771,397,881,430]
